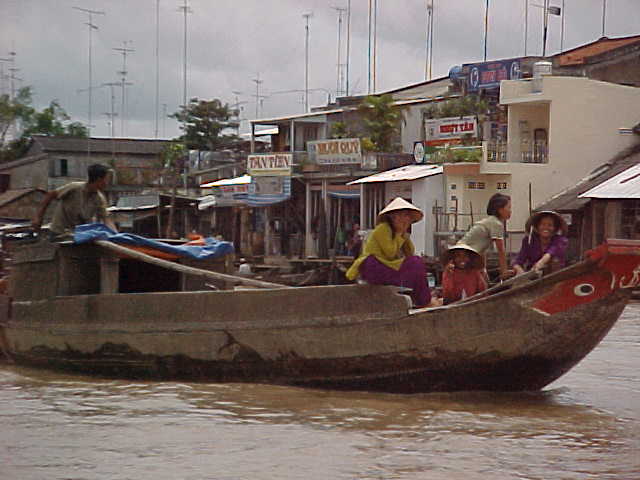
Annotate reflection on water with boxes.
[1,304,639,480]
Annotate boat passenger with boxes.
[33,163,117,240]
[345,197,441,308]
[441,244,487,305]
[513,210,568,275]
[459,193,513,280]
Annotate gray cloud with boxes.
[1,0,638,139]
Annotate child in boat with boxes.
[346,197,441,308]
[441,244,487,304]
[513,210,568,275]
[459,193,513,280]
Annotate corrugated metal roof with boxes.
[579,163,640,199]
[537,147,640,212]
[347,164,443,185]
[32,135,171,155]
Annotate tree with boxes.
[171,98,240,151]
[160,142,187,238]
[1,88,88,162]
[358,94,404,152]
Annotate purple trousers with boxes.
[360,255,431,307]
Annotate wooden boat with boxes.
[1,236,639,393]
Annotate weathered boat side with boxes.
[1,239,639,392]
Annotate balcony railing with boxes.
[487,141,548,164]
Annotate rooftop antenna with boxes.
[428,0,434,80]
[0,52,15,98]
[302,12,313,112]
[178,0,192,109]
[155,0,160,138]
[601,0,606,37]
[484,0,490,61]
[367,0,372,93]
[251,73,265,118]
[524,0,528,55]
[372,0,378,92]
[162,103,168,137]
[332,6,347,99]
[345,0,351,96]
[424,0,434,80]
[73,6,105,159]
[113,40,135,137]
[231,90,245,134]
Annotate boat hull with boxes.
[2,239,638,393]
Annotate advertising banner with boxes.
[247,153,292,176]
[467,59,521,92]
[424,116,478,146]
[307,138,361,165]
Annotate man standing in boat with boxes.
[32,163,117,240]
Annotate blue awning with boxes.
[245,194,290,207]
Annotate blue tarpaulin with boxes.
[74,223,234,260]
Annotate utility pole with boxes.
[524,0,528,56]
[372,0,378,92]
[178,0,192,109]
[73,6,105,159]
[424,1,434,80]
[484,0,490,61]
[367,0,372,93]
[302,13,312,112]
[113,41,134,137]
[345,0,351,96]
[332,6,347,99]
[155,0,160,138]
[252,73,264,118]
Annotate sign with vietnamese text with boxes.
[247,153,292,176]
[307,138,361,165]
[424,116,478,146]
[467,59,521,92]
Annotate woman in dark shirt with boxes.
[513,211,568,275]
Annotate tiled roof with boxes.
[32,135,172,155]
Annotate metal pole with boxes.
[601,0,606,37]
[367,0,372,94]
[524,0,528,56]
[373,0,378,92]
[484,0,489,61]
[303,13,312,111]
[542,0,549,57]
[560,0,565,52]
[428,0,434,80]
[155,0,160,138]
[346,0,351,96]
[181,0,188,108]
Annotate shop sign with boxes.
[247,153,292,176]
[467,59,521,92]
[424,115,477,146]
[250,176,285,195]
[217,184,249,198]
[307,138,361,165]
[413,141,425,163]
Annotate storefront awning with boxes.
[200,174,251,188]
[579,163,640,199]
[245,194,290,207]
[348,164,443,184]
[328,191,360,199]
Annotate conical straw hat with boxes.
[440,243,485,269]
[377,197,424,224]
[525,210,568,237]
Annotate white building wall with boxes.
[411,174,445,256]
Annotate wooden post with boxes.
[305,181,312,258]
[591,200,598,249]
[359,183,365,229]
[100,255,119,294]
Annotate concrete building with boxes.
[441,75,640,251]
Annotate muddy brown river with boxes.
[1,303,639,479]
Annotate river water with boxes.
[1,304,639,480]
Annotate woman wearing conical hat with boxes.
[513,210,568,275]
[346,197,440,308]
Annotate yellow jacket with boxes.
[346,222,415,280]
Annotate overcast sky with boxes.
[1,0,639,140]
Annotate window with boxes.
[467,181,485,190]
[497,182,508,190]
[450,184,457,190]
[59,159,68,177]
